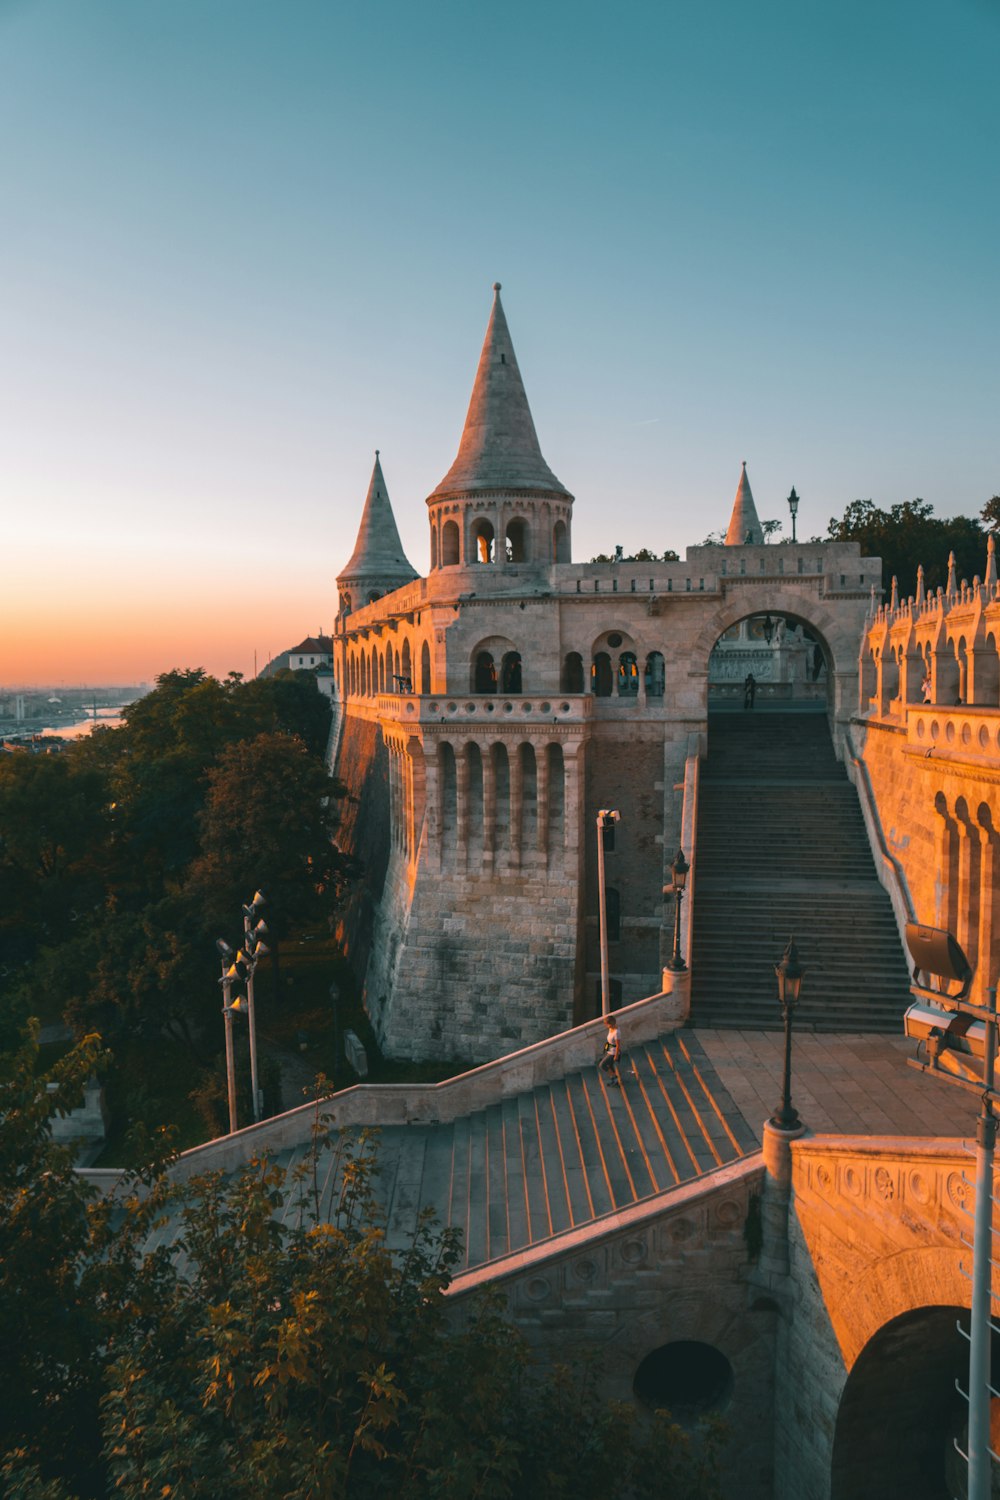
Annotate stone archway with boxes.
[691,588,853,728]
[830,1305,973,1500]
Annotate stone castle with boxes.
[328,283,881,1060]
[126,287,1000,1497]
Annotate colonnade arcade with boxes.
[428,496,572,570]
[382,726,577,876]
[932,790,999,1003]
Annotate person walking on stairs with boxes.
[600,1014,622,1087]
[744,672,756,709]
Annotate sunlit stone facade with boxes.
[329,286,880,1061]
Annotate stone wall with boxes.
[450,1156,776,1500]
[774,1135,972,1500]
[853,710,1000,1001]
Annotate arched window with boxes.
[553,519,569,563]
[591,652,613,697]
[474,651,498,694]
[506,517,529,563]
[645,651,665,697]
[401,639,412,690]
[420,641,431,694]
[367,589,380,605]
[472,519,495,564]
[618,652,639,696]
[563,652,584,692]
[501,651,522,693]
[441,519,460,566]
[340,591,352,616]
[430,528,438,570]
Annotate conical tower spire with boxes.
[337,452,418,608]
[724,462,764,546]
[429,284,570,500]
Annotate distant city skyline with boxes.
[2,0,996,685]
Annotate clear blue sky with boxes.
[2,0,996,683]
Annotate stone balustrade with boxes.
[375,692,593,726]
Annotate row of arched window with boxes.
[583,650,665,698]
[346,638,431,697]
[431,514,571,568]
[344,642,667,700]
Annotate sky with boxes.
[1,0,997,686]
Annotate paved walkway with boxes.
[695,1030,980,1140]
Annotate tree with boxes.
[826,498,986,597]
[588,548,680,563]
[187,730,348,932]
[0,1045,724,1499]
[980,496,1000,534]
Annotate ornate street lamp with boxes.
[215,938,241,1134]
[763,614,775,645]
[596,809,620,1018]
[770,938,805,1130]
[787,487,800,543]
[665,846,690,973]
[240,890,270,1122]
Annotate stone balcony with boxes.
[374,692,593,728]
[904,703,1000,765]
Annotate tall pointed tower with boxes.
[724,462,764,546]
[427,283,574,569]
[337,452,418,617]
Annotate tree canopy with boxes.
[825,498,987,597]
[0,1038,723,1500]
[0,667,345,1111]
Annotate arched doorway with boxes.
[707,611,830,711]
[831,1306,982,1500]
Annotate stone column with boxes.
[955,802,976,965]
[456,748,469,869]
[934,793,955,935]
[562,744,584,861]
[509,743,523,872]
[536,740,550,864]
[977,808,996,1000]
[758,1120,807,1280]
[482,745,496,871]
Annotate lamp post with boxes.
[763,613,775,645]
[216,939,240,1134]
[770,938,805,1130]
[787,487,800,543]
[596,809,620,1018]
[240,890,269,1122]
[665,847,690,972]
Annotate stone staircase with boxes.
[690,710,912,1032]
[144,1032,758,1274]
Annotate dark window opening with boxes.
[634,1342,733,1420]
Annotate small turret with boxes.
[337,452,418,617]
[724,462,764,546]
[426,284,574,570]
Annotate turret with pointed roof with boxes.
[427,284,574,570]
[724,462,764,547]
[337,452,418,614]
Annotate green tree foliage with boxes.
[1,1042,724,1500]
[0,667,342,1069]
[980,496,1000,534]
[589,548,681,563]
[825,498,986,598]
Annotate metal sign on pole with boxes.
[903,924,998,1500]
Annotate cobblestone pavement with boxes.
[693,1029,980,1142]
